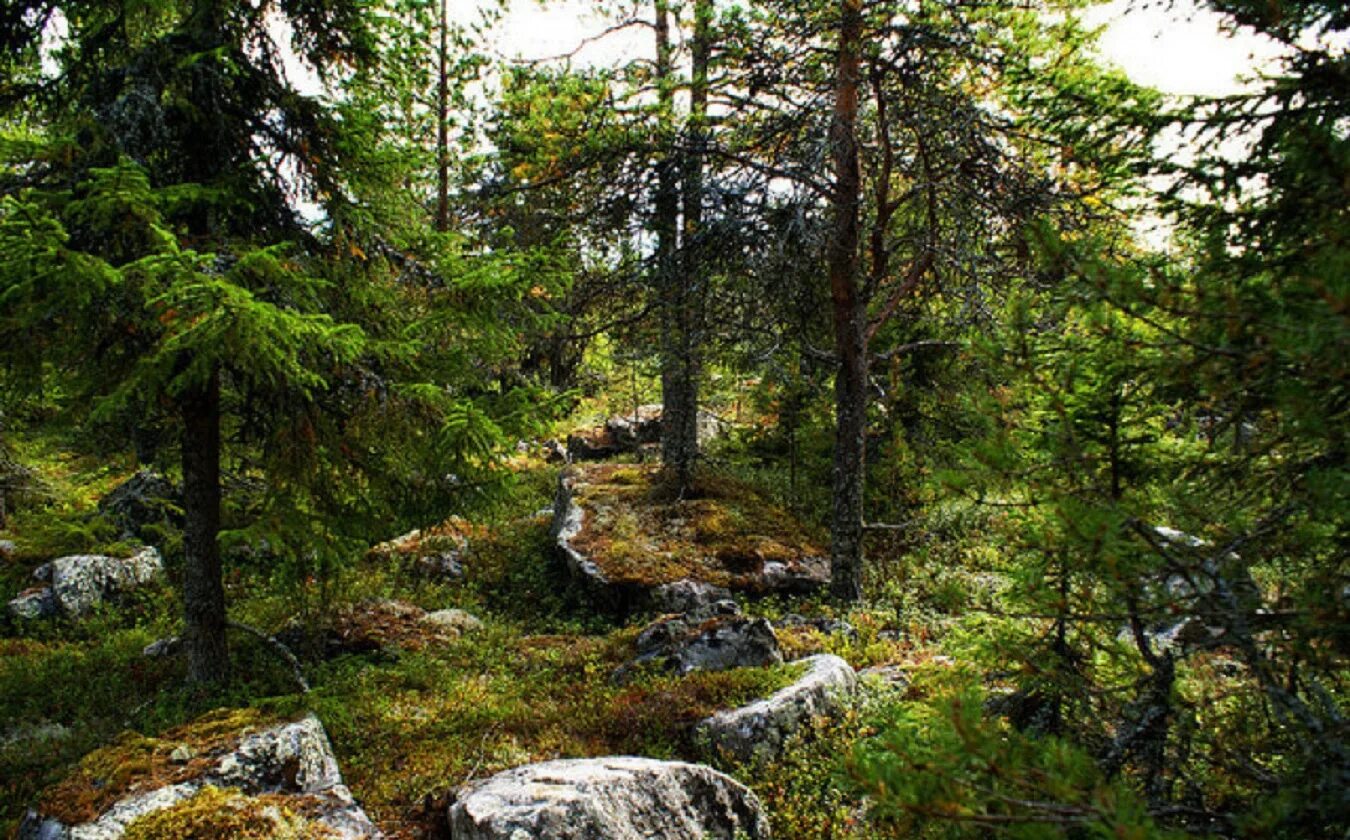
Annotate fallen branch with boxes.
[227,619,310,694]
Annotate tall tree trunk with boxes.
[828,0,865,602]
[661,0,711,493]
[653,0,692,491]
[434,0,450,232]
[181,370,229,684]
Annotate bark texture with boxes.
[828,0,866,602]
[181,371,229,683]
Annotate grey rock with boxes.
[696,654,857,763]
[551,468,829,602]
[0,539,16,559]
[8,587,57,620]
[142,637,181,658]
[98,470,181,542]
[695,410,729,446]
[17,714,380,840]
[168,744,195,764]
[447,756,770,840]
[17,547,164,618]
[616,614,782,684]
[420,608,484,636]
[542,439,568,464]
[651,579,734,614]
[369,527,468,581]
[551,470,606,588]
[605,404,664,448]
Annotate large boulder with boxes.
[447,756,770,840]
[8,548,162,620]
[18,712,379,839]
[696,654,857,763]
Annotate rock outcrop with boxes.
[18,713,379,839]
[7,547,163,620]
[447,756,770,840]
[696,654,857,763]
[550,465,830,605]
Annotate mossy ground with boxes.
[568,463,829,591]
[0,424,942,840]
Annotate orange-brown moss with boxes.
[329,599,461,652]
[37,708,278,826]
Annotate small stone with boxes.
[0,539,16,559]
[143,636,182,658]
[420,608,484,636]
[7,587,57,620]
[169,744,195,764]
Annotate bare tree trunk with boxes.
[182,370,229,684]
[653,0,695,492]
[828,0,865,602]
[434,0,450,232]
[661,0,711,493]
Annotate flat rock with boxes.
[8,548,162,620]
[18,713,379,839]
[447,756,770,840]
[696,654,857,763]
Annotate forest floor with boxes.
[0,404,983,839]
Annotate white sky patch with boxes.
[1083,0,1288,96]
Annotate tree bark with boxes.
[181,369,229,684]
[828,0,865,602]
[434,0,451,232]
[661,0,711,493]
[653,0,697,493]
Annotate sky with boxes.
[483,0,1296,97]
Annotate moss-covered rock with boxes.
[19,711,379,839]
[551,464,829,605]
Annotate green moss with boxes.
[122,786,332,840]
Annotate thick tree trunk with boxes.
[181,370,229,684]
[653,0,698,492]
[828,0,865,602]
